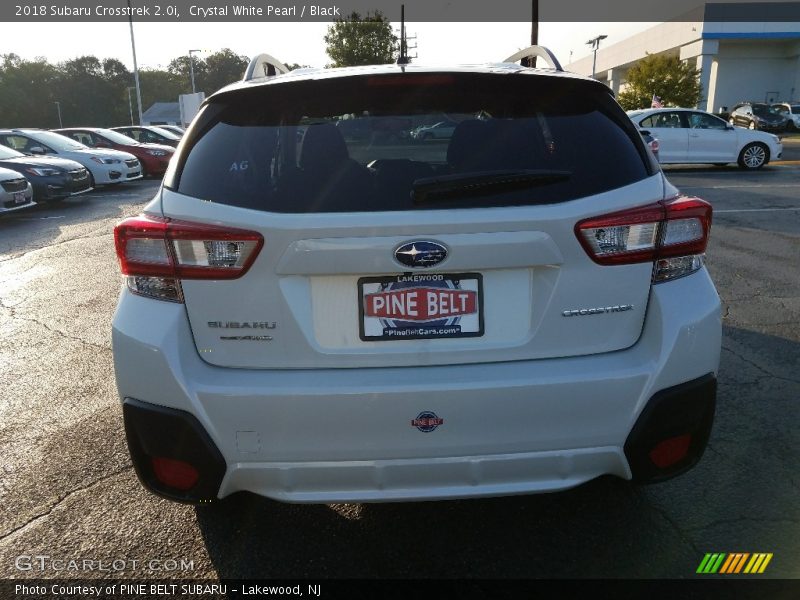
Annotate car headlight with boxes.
[146,150,168,157]
[91,156,121,164]
[24,167,61,176]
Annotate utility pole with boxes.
[189,49,201,93]
[127,87,135,125]
[397,5,408,65]
[54,101,62,128]
[127,0,143,124]
[586,34,607,79]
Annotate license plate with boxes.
[358,273,484,341]
[13,191,26,204]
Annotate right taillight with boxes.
[576,196,712,283]
[114,214,263,302]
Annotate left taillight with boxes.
[114,214,264,302]
[576,196,712,283]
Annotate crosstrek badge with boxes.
[365,287,477,321]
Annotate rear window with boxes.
[167,72,653,213]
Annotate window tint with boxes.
[169,73,652,213]
[648,112,685,129]
[689,113,727,129]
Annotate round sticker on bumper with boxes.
[412,411,444,432]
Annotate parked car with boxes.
[771,102,800,131]
[111,126,181,148]
[0,144,91,202]
[0,129,142,186]
[639,129,660,162]
[628,108,782,169]
[155,125,185,137]
[728,102,789,132]
[54,127,175,178]
[0,166,34,213]
[410,120,458,141]
[113,54,720,505]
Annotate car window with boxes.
[122,129,142,142]
[772,105,788,115]
[648,112,685,128]
[689,112,727,130]
[168,73,652,213]
[0,134,54,154]
[791,105,800,114]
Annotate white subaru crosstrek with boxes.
[113,52,721,504]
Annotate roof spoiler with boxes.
[243,54,290,81]
[503,46,563,71]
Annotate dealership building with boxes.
[566,2,800,112]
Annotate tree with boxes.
[324,11,397,68]
[617,53,703,111]
[203,49,250,94]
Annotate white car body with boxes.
[113,62,721,504]
[627,108,782,168]
[0,166,35,213]
[772,102,800,130]
[0,129,142,185]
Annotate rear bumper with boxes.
[113,269,722,503]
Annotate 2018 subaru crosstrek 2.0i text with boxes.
[112,59,721,504]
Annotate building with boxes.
[141,102,181,126]
[566,2,800,112]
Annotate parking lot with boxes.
[0,144,798,580]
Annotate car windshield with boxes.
[168,72,651,213]
[148,126,180,140]
[752,104,779,117]
[791,105,800,113]
[30,131,88,151]
[98,129,141,145]
[0,145,25,159]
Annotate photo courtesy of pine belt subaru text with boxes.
[112,49,721,504]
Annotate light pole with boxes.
[188,49,201,94]
[127,87,136,125]
[127,0,143,124]
[54,101,62,127]
[586,34,607,79]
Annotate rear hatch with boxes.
[160,69,662,369]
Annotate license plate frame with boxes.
[358,272,484,342]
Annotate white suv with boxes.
[112,51,721,504]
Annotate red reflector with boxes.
[151,457,200,491]
[648,434,692,469]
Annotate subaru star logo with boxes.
[394,241,448,269]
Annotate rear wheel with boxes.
[738,143,769,169]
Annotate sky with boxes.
[1,21,656,72]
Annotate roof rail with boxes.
[243,54,290,81]
[503,46,563,71]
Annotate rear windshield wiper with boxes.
[412,169,571,204]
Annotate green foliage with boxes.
[617,54,703,111]
[324,11,398,68]
[0,48,251,128]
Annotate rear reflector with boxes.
[114,214,264,301]
[151,456,200,491]
[648,434,692,469]
[576,196,712,281]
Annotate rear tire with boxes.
[738,143,769,169]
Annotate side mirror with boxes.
[29,146,45,155]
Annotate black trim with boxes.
[123,398,227,504]
[624,374,716,483]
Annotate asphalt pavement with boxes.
[0,151,798,582]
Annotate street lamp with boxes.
[54,101,62,127]
[188,49,201,94]
[127,87,136,125]
[586,34,607,79]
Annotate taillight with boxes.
[576,197,712,282]
[114,214,263,302]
